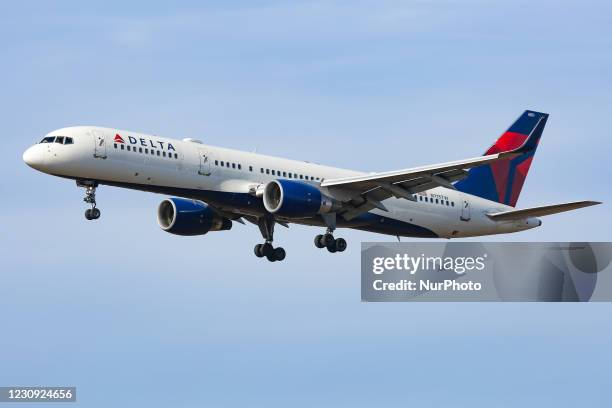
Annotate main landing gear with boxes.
[254,215,286,262]
[314,228,347,253]
[78,181,101,221]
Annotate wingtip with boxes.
[576,200,602,208]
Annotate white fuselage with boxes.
[23,126,541,238]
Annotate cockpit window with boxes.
[40,136,74,145]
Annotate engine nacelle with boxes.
[157,198,232,236]
[263,179,340,218]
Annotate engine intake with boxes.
[157,198,232,236]
[263,179,340,218]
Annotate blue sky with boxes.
[1,1,611,406]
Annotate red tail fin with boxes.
[455,110,548,207]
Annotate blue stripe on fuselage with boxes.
[59,175,439,238]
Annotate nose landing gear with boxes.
[78,181,101,220]
[85,207,101,221]
[315,228,347,253]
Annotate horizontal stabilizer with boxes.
[487,201,601,221]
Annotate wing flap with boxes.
[486,201,601,221]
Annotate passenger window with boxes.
[299,175,303,179]
[232,163,236,169]
[220,161,224,166]
[260,168,264,173]
[451,202,455,207]
[114,143,118,149]
[215,160,218,166]
[283,172,287,177]
[55,136,64,144]
[157,150,160,156]
[163,151,166,157]
[127,146,131,151]
[272,170,276,175]
[139,148,143,153]
[266,169,270,174]
[288,173,292,178]
[249,166,253,172]
[40,136,55,143]
[121,144,125,150]
[238,164,242,170]
[64,137,73,145]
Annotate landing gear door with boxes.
[198,149,211,176]
[92,129,107,159]
[460,195,471,222]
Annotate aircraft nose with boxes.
[23,145,44,170]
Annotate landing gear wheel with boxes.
[254,244,265,258]
[335,238,347,252]
[314,229,347,254]
[265,247,286,262]
[322,233,335,248]
[262,243,274,257]
[273,247,286,261]
[314,234,325,248]
[84,207,100,220]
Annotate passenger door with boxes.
[460,195,471,221]
[92,129,107,159]
[198,149,212,176]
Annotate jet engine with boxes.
[263,179,340,218]
[157,198,232,236]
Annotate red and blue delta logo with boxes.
[113,133,176,152]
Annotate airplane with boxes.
[23,110,600,262]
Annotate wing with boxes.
[320,121,542,220]
[486,201,601,221]
[321,151,520,220]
